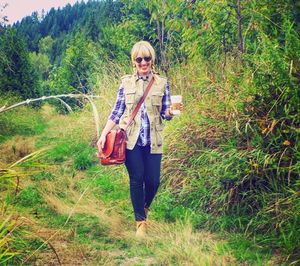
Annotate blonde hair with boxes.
[131,41,156,65]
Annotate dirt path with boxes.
[26,218,236,266]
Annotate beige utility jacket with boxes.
[119,73,168,154]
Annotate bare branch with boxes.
[57,98,73,112]
[0,93,112,138]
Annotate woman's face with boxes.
[134,52,152,76]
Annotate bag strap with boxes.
[124,76,155,131]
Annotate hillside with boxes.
[0,100,239,265]
[0,65,280,265]
[1,0,299,265]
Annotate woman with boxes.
[97,41,180,237]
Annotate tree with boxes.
[0,28,41,99]
[48,32,97,95]
[0,2,8,26]
[29,52,51,80]
[38,36,54,55]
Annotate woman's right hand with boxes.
[96,134,106,157]
[96,119,116,157]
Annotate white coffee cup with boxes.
[170,95,182,115]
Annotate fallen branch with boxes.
[0,93,112,138]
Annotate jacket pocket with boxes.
[151,91,164,106]
[155,124,165,146]
[125,90,136,105]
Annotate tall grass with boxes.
[0,157,43,264]
[161,54,299,264]
[0,210,18,265]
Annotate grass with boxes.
[64,213,110,243]
[17,185,44,207]
[31,171,54,182]
[1,60,296,265]
[174,60,298,257]
[0,100,238,264]
[226,234,274,265]
[0,211,18,265]
[0,94,46,144]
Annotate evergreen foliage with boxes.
[14,0,124,63]
[45,32,99,112]
[0,28,41,100]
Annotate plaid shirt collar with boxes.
[135,72,153,81]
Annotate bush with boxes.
[17,186,43,207]
[73,143,95,170]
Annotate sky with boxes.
[1,0,83,24]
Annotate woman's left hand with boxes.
[169,103,184,116]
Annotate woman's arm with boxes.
[97,119,117,150]
[160,82,174,120]
[97,84,126,151]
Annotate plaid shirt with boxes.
[109,75,171,146]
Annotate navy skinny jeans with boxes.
[125,144,162,221]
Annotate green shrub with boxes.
[73,145,95,170]
[46,143,73,162]
[17,186,43,207]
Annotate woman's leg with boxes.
[125,145,146,221]
[142,145,162,209]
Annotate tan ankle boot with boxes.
[144,206,150,218]
[136,220,147,237]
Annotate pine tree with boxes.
[0,28,41,99]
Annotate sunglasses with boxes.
[135,56,152,63]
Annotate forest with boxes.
[0,0,299,265]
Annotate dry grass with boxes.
[0,136,36,164]
[36,170,237,265]
[40,179,124,234]
[20,218,90,266]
